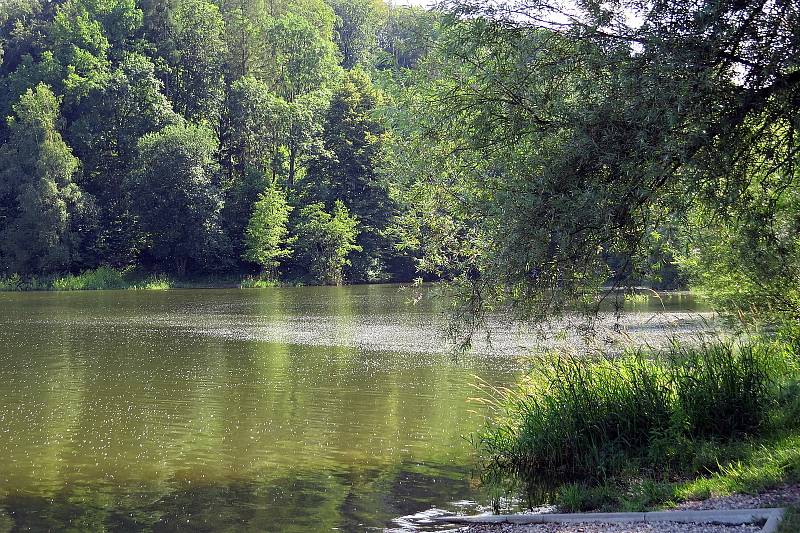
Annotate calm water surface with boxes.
[0,285,708,532]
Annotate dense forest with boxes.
[1,0,797,312]
[0,0,441,285]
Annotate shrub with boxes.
[293,200,361,285]
[129,276,171,290]
[474,338,794,503]
[240,276,278,289]
[0,274,23,291]
[51,267,126,290]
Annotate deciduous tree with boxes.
[293,200,360,285]
[128,123,222,275]
[0,84,82,274]
[243,184,294,277]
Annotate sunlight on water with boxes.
[0,285,710,531]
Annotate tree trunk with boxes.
[175,256,187,278]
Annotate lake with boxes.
[0,285,709,532]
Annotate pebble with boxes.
[459,484,800,533]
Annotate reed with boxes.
[474,338,799,505]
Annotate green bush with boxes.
[240,276,278,289]
[474,338,796,502]
[0,274,23,291]
[128,275,171,290]
[51,267,127,291]
[0,274,53,291]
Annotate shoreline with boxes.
[450,485,800,533]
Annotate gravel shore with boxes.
[457,484,800,533]
[675,484,800,511]
[461,522,763,533]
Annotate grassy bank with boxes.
[0,268,286,291]
[473,336,800,512]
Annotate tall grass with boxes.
[0,268,174,291]
[240,275,278,288]
[0,273,49,291]
[128,275,171,290]
[474,338,799,503]
[51,266,127,290]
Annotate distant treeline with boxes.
[0,0,440,284]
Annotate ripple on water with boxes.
[0,287,715,531]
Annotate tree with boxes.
[293,200,360,285]
[327,0,387,68]
[218,0,337,81]
[225,75,291,183]
[305,68,391,281]
[260,11,339,102]
[128,123,222,275]
[57,0,142,58]
[0,51,63,137]
[218,0,261,80]
[400,0,800,328]
[163,0,226,123]
[0,0,426,282]
[0,0,52,79]
[240,8,340,189]
[221,75,292,259]
[67,52,179,266]
[243,184,294,277]
[0,84,82,274]
[49,0,114,100]
[376,5,439,69]
[674,124,800,324]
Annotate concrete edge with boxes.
[430,507,786,531]
[761,508,786,533]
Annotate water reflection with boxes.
[0,286,709,531]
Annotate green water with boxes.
[0,285,707,532]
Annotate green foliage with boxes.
[306,68,392,281]
[376,6,439,69]
[221,75,293,258]
[226,76,291,181]
[243,184,294,276]
[128,122,222,275]
[239,275,278,288]
[474,338,798,503]
[261,11,339,102]
[0,273,24,291]
[0,84,82,274]
[293,200,360,285]
[68,52,178,265]
[0,0,421,284]
[127,274,170,290]
[0,267,173,291]
[676,170,800,326]
[217,0,260,79]
[165,0,226,122]
[50,0,112,96]
[327,0,387,68]
[51,265,125,290]
[396,0,800,329]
